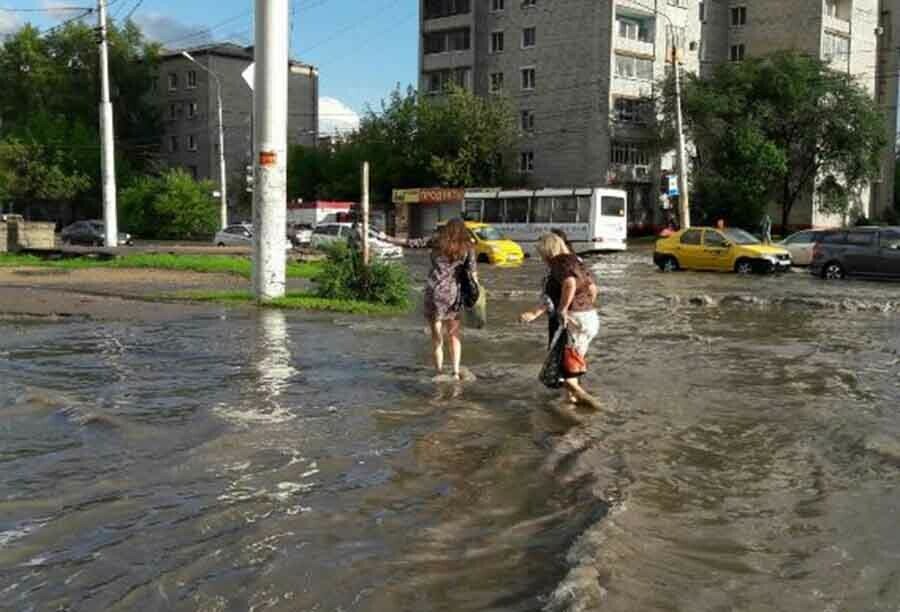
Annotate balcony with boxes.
[606,163,653,184]
[823,14,851,35]
[615,36,655,58]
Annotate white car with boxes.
[778,230,827,266]
[288,223,313,246]
[214,224,293,251]
[311,223,403,259]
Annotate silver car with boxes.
[778,230,827,266]
[214,224,253,247]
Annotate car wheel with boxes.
[822,261,845,280]
[735,259,755,275]
[217,242,226,247]
[659,256,679,272]
[477,253,490,264]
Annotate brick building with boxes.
[154,43,318,217]
[418,0,890,230]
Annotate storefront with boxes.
[391,188,465,238]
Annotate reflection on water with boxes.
[1,252,899,611]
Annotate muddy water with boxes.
[1,251,899,611]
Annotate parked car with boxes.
[60,220,133,246]
[654,227,792,274]
[288,223,313,246]
[809,226,900,280]
[310,222,403,259]
[464,221,524,266]
[214,224,253,247]
[778,230,828,266]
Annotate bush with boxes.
[120,169,219,240]
[314,241,409,307]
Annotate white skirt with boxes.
[567,310,599,357]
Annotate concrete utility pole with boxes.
[97,0,118,247]
[252,0,289,301]
[361,161,370,265]
[182,51,228,230]
[670,26,692,229]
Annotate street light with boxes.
[181,51,228,230]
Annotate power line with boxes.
[0,5,91,12]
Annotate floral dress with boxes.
[424,250,476,322]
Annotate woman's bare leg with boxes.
[446,318,462,379]
[430,320,444,373]
[563,378,601,410]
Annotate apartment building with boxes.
[155,44,318,211]
[419,0,887,230]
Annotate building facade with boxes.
[875,1,900,220]
[155,44,318,215]
[419,0,887,230]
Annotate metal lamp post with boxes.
[181,51,228,230]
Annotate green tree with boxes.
[120,170,218,239]
[665,52,885,229]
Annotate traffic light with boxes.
[245,165,254,194]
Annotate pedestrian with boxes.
[419,219,477,380]
[519,233,600,409]
[716,218,726,230]
[760,214,772,244]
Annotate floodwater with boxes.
[1,251,899,611]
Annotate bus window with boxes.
[463,199,483,221]
[531,197,552,223]
[483,199,503,222]
[506,198,529,223]
[576,195,591,222]
[601,196,626,217]
[552,196,578,223]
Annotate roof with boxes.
[160,42,316,71]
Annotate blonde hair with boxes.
[537,233,570,261]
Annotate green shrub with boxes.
[314,241,409,307]
[120,169,218,240]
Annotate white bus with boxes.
[460,187,628,253]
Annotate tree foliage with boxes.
[663,52,885,229]
[120,170,219,239]
[287,85,517,203]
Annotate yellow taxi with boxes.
[464,221,525,266]
[654,227,792,274]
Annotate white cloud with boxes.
[135,13,210,46]
[318,97,360,136]
[0,11,21,39]
[40,0,86,20]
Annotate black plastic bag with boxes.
[539,324,568,389]
[456,253,480,309]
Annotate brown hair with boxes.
[434,218,471,262]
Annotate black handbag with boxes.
[457,253,480,309]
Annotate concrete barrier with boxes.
[1,216,56,252]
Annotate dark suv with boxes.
[809,227,900,280]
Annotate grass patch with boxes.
[171,290,408,315]
[0,253,321,279]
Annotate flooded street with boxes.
[1,250,899,611]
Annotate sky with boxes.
[0,0,420,134]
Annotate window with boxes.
[613,97,649,124]
[425,67,471,93]
[424,28,470,53]
[577,196,592,221]
[699,1,706,22]
[521,67,535,90]
[730,44,745,61]
[167,72,177,91]
[423,0,471,19]
[506,198,529,222]
[846,231,876,246]
[168,103,178,120]
[187,102,198,119]
[822,231,846,244]
[731,6,746,26]
[520,109,534,132]
[667,0,687,6]
[531,197,552,222]
[490,72,504,93]
[617,17,652,42]
[520,151,534,173]
[880,229,900,248]
[483,200,503,222]
[615,53,654,79]
[551,196,578,223]
[522,0,536,7]
[522,26,536,48]
[188,135,197,151]
[784,231,814,244]
[601,197,626,217]
[825,0,850,20]
[491,30,504,53]
[492,0,504,11]
[610,142,651,165]
[823,32,850,62]
[168,135,178,153]
[704,230,727,247]
[680,229,702,245]
[187,70,197,88]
